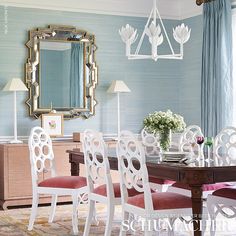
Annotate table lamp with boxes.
[107,80,131,137]
[2,78,28,143]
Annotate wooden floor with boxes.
[1,204,236,235]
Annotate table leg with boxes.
[69,154,80,176]
[190,185,203,236]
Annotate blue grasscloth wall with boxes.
[0,6,203,137]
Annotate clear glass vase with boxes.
[159,129,172,152]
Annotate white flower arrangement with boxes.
[143,110,186,151]
[143,109,186,134]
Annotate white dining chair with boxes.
[141,128,160,156]
[141,128,174,192]
[117,130,194,236]
[179,125,203,156]
[207,187,236,236]
[28,127,87,235]
[168,125,230,198]
[207,127,236,235]
[213,126,236,166]
[82,129,140,236]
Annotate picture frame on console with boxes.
[41,113,64,137]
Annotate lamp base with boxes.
[9,139,23,144]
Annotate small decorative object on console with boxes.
[73,132,81,142]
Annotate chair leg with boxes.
[83,200,95,236]
[104,203,115,236]
[72,193,79,235]
[28,193,39,230]
[201,206,208,234]
[92,206,99,225]
[162,184,170,192]
[207,197,216,236]
[167,218,176,236]
[119,210,129,236]
[49,194,58,223]
[144,218,154,236]
[144,228,153,236]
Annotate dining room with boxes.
[0,0,236,235]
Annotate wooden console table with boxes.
[0,141,81,210]
[67,149,236,236]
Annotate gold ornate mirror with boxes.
[25,25,98,119]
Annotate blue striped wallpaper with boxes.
[181,16,203,126]
[0,6,203,137]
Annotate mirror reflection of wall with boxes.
[40,41,84,109]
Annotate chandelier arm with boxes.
[158,54,183,59]
[153,0,157,26]
[128,53,183,60]
[155,8,175,55]
[135,8,154,55]
[128,55,153,60]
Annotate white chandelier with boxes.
[119,0,191,61]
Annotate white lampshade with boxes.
[107,80,131,93]
[3,78,28,92]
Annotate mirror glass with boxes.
[25,25,98,119]
[39,41,85,108]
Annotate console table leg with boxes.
[70,162,80,176]
[2,201,8,210]
[69,154,80,176]
[190,185,203,236]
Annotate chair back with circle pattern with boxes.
[116,130,153,211]
[141,128,160,156]
[179,125,203,157]
[213,127,236,166]
[28,127,56,189]
[82,130,114,198]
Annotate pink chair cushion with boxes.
[93,183,144,198]
[127,192,192,210]
[213,187,236,200]
[149,177,175,185]
[172,182,230,191]
[38,176,87,189]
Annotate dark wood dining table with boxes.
[67,148,236,236]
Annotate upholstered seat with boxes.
[127,192,192,210]
[212,187,236,200]
[172,182,230,192]
[38,176,87,189]
[149,177,175,185]
[94,183,137,198]
[93,183,153,198]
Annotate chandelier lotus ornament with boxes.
[119,24,138,56]
[119,0,191,61]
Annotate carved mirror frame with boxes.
[25,25,98,119]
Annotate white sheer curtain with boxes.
[232,9,236,125]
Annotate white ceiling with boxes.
[1,0,202,19]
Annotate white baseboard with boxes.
[0,133,181,144]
